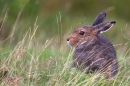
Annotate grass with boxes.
[1,8,130,86]
[0,26,130,86]
[1,36,130,86]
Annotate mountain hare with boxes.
[67,12,118,79]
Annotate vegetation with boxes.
[0,23,130,85]
[0,0,130,86]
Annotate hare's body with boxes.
[73,33,118,78]
[67,12,118,79]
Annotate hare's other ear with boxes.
[92,12,106,26]
[94,21,116,33]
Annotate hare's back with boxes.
[97,34,116,59]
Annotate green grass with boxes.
[0,27,130,86]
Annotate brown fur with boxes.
[67,12,118,80]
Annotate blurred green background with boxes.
[0,1,130,85]
[0,0,130,46]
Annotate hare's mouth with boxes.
[67,41,71,47]
[67,41,77,47]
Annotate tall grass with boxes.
[0,26,130,86]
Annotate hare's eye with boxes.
[79,31,85,35]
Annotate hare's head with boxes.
[67,12,116,47]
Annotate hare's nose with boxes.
[67,38,69,41]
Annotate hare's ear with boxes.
[94,21,116,33]
[92,12,106,26]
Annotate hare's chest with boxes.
[73,49,96,66]
[73,46,98,59]
[73,46,103,67]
